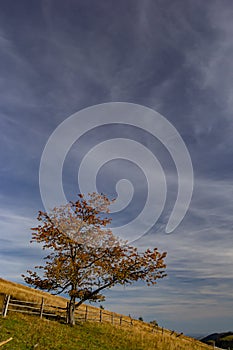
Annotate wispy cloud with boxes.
[0,0,233,334]
[0,207,43,280]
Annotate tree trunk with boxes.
[67,295,76,326]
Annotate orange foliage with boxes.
[23,193,166,325]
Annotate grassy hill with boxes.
[201,332,233,349]
[0,278,212,350]
[0,278,68,308]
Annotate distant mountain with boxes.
[201,332,233,349]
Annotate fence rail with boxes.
[1,295,67,321]
[0,294,212,349]
[1,294,139,327]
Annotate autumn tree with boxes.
[23,193,167,325]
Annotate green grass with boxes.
[0,279,212,349]
[216,335,233,349]
[221,335,233,341]
[0,313,212,350]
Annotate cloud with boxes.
[197,3,233,115]
[121,176,233,330]
[183,1,233,145]
[0,0,233,334]
[0,207,43,280]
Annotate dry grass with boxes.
[0,278,66,307]
[0,313,213,350]
[0,278,146,324]
[0,278,212,349]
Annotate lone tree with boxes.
[23,193,167,325]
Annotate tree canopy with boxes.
[23,193,167,325]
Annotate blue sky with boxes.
[1,0,233,335]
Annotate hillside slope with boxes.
[201,332,233,349]
[0,278,212,350]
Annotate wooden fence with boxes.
[0,294,147,328]
[73,304,136,327]
[0,294,213,349]
[1,294,66,321]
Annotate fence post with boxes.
[66,302,69,324]
[39,298,44,318]
[120,315,122,326]
[111,313,114,325]
[2,295,10,317]
[99,308,102,323]
[85,305,88,321]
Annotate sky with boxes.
[1,0,233,336]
